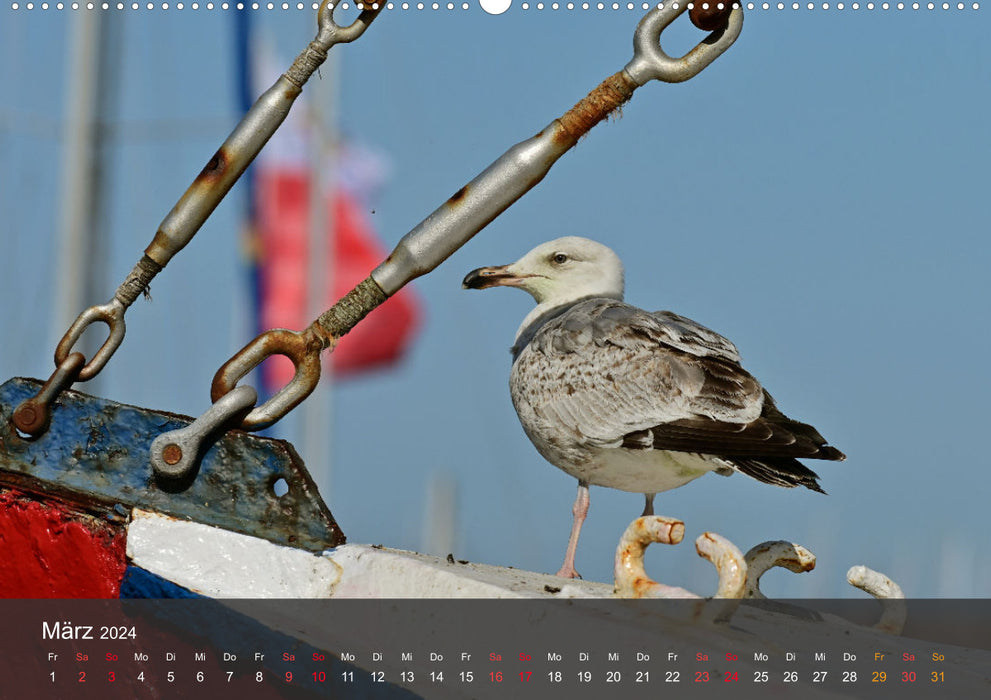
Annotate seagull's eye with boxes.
[551,253,568,265]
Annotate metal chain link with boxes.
[12,353,85,436]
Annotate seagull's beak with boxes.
[462,265,531,290]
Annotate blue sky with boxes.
[1,6,988,596]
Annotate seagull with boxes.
[462,237,845,579]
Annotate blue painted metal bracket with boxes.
[0,378,344,552]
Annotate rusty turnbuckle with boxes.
[208,4,745,432]
[13,1,384,438]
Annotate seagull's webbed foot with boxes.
[556,480,590,579]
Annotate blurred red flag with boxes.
[253,164,421,388]
[250,166,420,391]
[244,41,420,391]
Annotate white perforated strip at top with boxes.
[6,1,984,13]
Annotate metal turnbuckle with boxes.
[370,3,743,297]
[15,1,384,436]
[150,384,258,480]
[211,4,743,431]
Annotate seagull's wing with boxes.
[645,309,743,364]
[512,300,844,466]
[513,299,760,447]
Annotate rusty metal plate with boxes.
[0,378,344,553]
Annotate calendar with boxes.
[5,598,989,698]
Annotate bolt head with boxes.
[161,443,183,465]
[12,404,44,436]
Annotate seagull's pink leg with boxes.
[556,480,590,579]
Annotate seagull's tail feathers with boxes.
[729,457,828,494]
[812,445,846,462]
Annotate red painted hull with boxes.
[0,488,127,598]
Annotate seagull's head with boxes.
[462,236,625,307]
